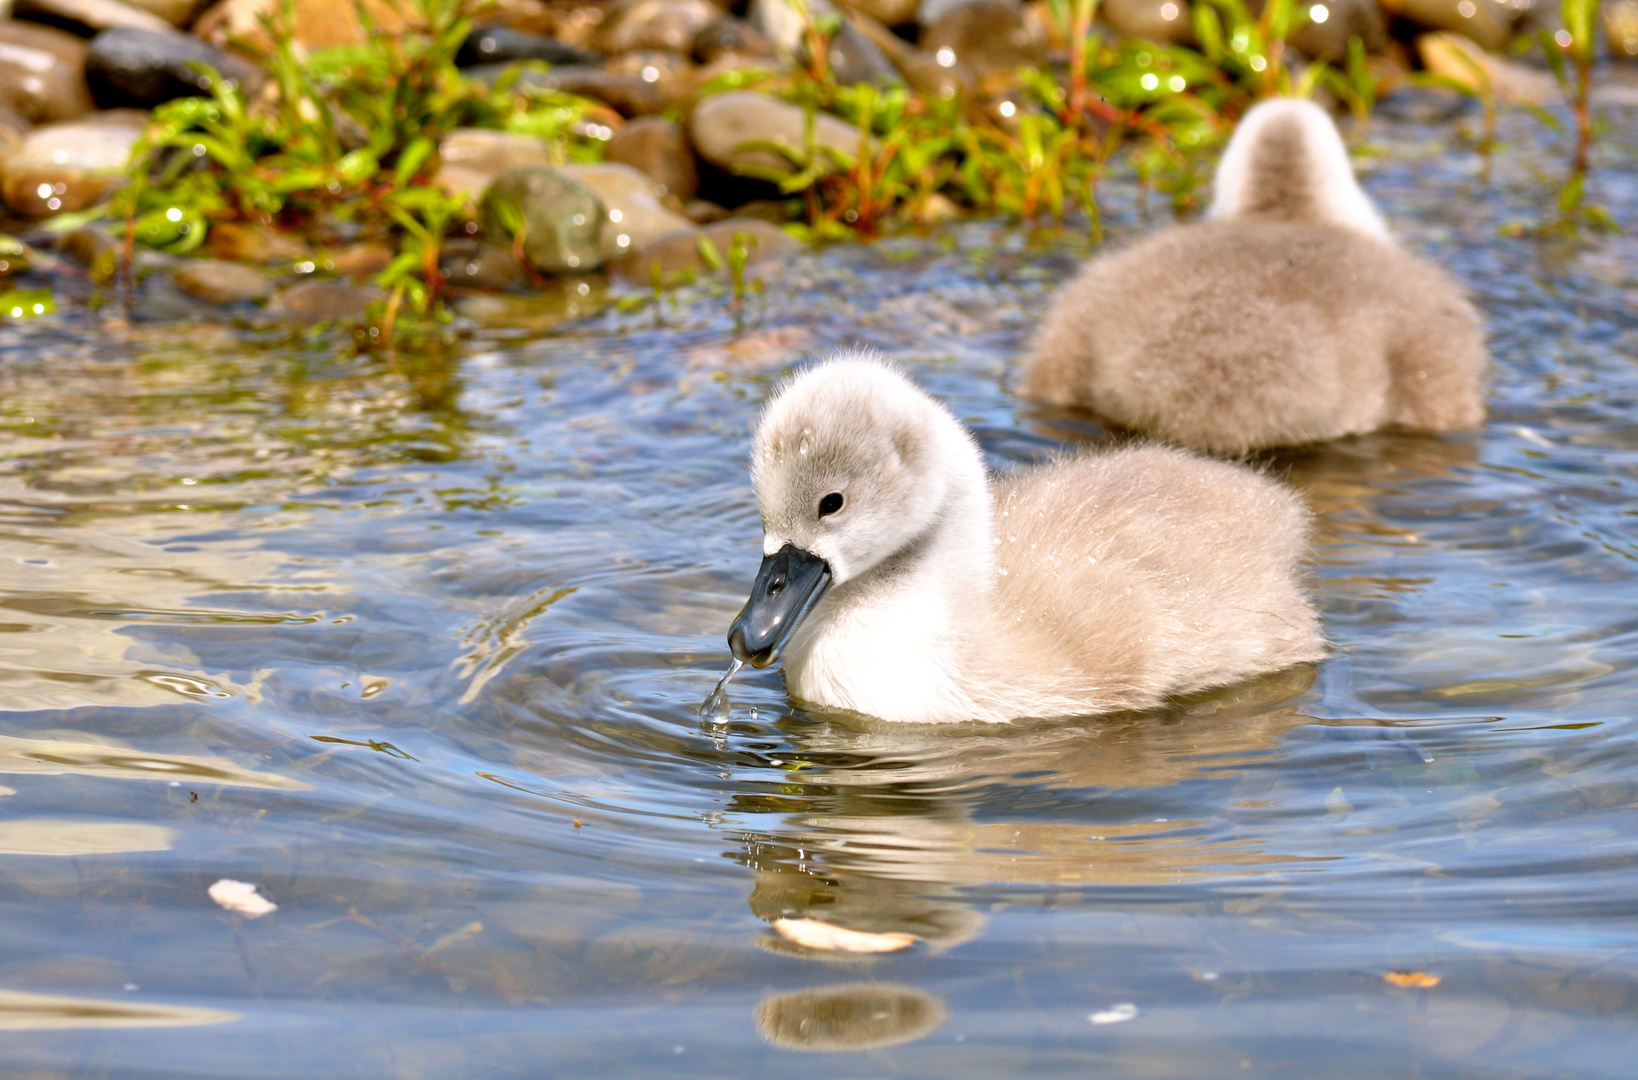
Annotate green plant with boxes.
[1537,0,1616,231]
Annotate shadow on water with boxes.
[1,88,1638,1077]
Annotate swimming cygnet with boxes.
[722,355,1324,724]
[1022,98,1487,454]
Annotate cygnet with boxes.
[1022,98,1487,454]
[723,355,1324,724]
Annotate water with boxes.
[700,658,744,723]
[2,88,1638,1077]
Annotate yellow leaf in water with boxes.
[772,918,917,953]
[1383,971,1441,988]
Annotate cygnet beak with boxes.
[727,543,832,668]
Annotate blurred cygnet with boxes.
[723,354,1323,724]
[1022,98,1487,454]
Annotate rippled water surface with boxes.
[3,94,1638,1078]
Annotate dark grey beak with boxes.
[728,543,832,668]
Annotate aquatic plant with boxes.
[113,0,604,320]
[1537,0,1617,230]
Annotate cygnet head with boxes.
[727,354,982,667]
[1206,97,1387,240]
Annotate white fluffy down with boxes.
[748,355,1324,724]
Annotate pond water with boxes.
[3,88,1638,1079]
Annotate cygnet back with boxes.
[1022,99,1487,454]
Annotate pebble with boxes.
[897,48,974,103]
[119,0,205,25]
[600,0,720,55]
[750,0,835,54]
[13,0,172,34]
[436,128,552,199]
[1606,0,1638,59]
[479,64,667,117]
[194,0,408,54]
[171,258,272,304]
[919,0,1048,79]
[201,220,310,264]
[455,25,602,68]
[692,15,776,64]
[85,27,264,109]
[605,117,698,200]
[823,21,898,85]
[690,90,862,177]
[612,217,796,280]
[1100,0,1194,45]
[439,237,531,291]
[0,110,145,219]
[564,161,696,260]
[480,165,607,274]
[265,279,384,323]
[1381,0,1511,53]
[0,30,94,124]
[849,0,920,26]
[1290,0,1388,62]
[1416,32,1555,106]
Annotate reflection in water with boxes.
[0,820,175,855]
[0,989,237,1030]
[755,983,947,1052]
[734,677,1318,957]
[0,734,311,790]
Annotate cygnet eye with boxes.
[818,492,844,517]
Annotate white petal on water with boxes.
[208,879,277,918]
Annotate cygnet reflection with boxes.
[754,982,948,1052]
[727,668,1316,959]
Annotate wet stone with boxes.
[822,21,898,85]
[0,36,94,124]
[564,161,696,260]
[439,237,531,291]
[1605,0,1638,59]
[200,220,310,264]
[455,25,602,68]
[600,0,720,55]
[1291,0,1388,62]
[194,0,409,54]
[604,116,698,201]
[750,0,835,54]
[690,90,862,178]
[481,165,606,274]
[919,0,1048,78]
[12,0,173,33]
[1416,32,1555,106]
[171,259,272,304]
[481,64,667,116]
[897,49,974,103]
[118,0,207,25]
[611,217,795,281]
[265,279,384,323]
[436,128,552,199]
[85,27,264,109]
[848,0,920,26]
[691,15,775,64]
[0,111,145,219]
[1382,0,1512,52]
[0,101,28,159]
[1100,0,1194,45]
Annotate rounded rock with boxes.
[85,27,265,109]
[266,279,385,323]
[563,162,697,261]
[919,0,1048,78]
[172,259,273,304]
[690,90,863,177]
[601,0,721,55]
[1380,0,1511,52]
[692,15,776,63]
[1290,0,1388,62]
[613,217,796,280]
[1100,0,1195,45]
[605,117,699,200]
[0,22,95,123]
[455,26,603,68]
[481,165,607,275]
[0,111,146,219]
